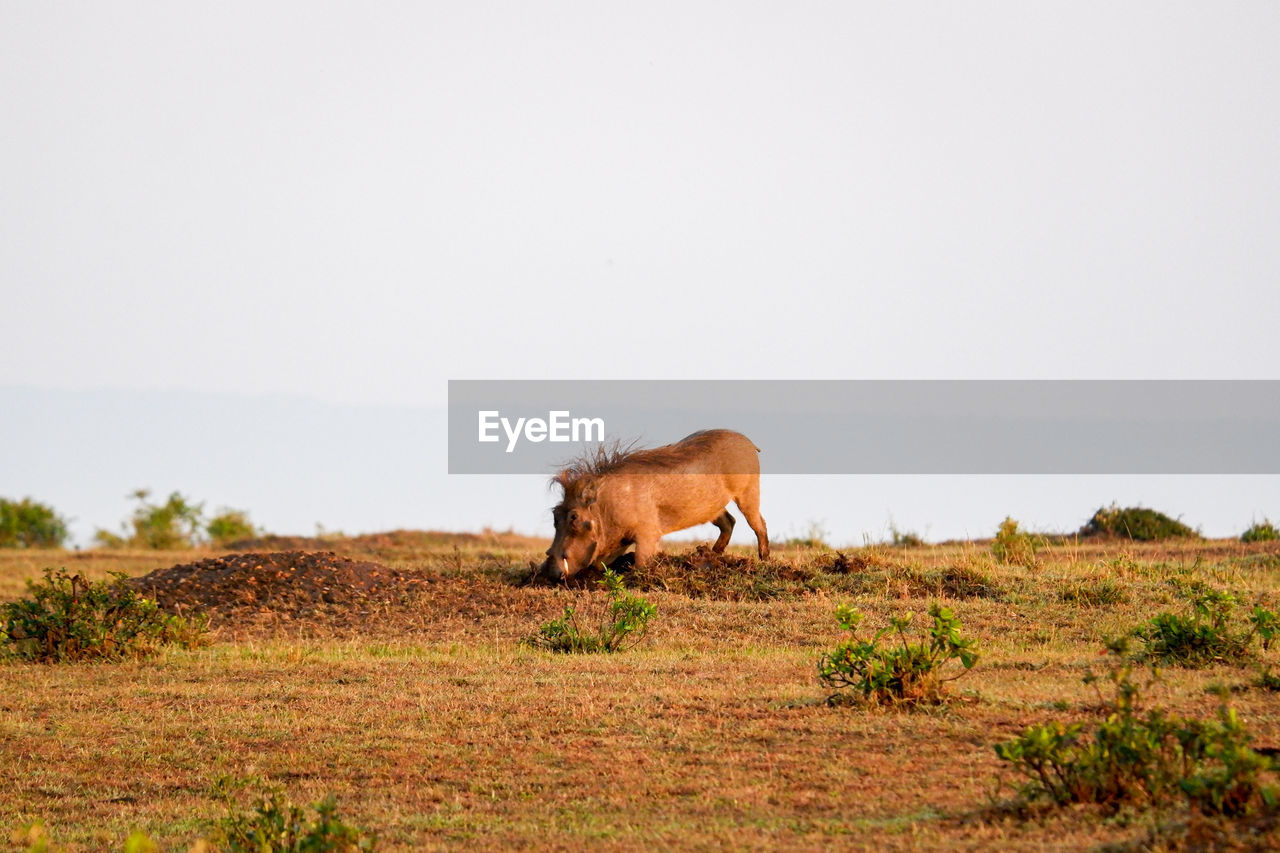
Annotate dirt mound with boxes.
[620,545,830,600]
[131,551,437,635]
[223,529,549,561]
[661,545,756,575]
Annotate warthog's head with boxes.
[543,480,605,581]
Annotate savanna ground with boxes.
[3,531,1280,851]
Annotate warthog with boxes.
[542,429,769,581]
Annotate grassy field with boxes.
[3,534,1280,850]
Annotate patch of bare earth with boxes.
[130,550,569,642]
[130,551,433,640]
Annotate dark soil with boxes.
[130,550,573,641]
[622,545,839,600]
[130,551,439,638]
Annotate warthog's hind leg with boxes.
[734,487,770,560]
[711,509,736,553]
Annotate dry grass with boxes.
[3,535,1280,850]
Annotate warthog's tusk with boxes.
[562,558,568,575]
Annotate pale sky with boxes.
[2,3,1278,545]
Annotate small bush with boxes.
[207,508,258,547]
[1131,585,1278,667]
[0,497,69,549]
[1082,504,1198,541]
[1243,520,1280,543]
[995,647,1278,816]
[211,777,376,852]
[0,569,208,663]
[782,520,830,549]
[12,781,374,852]
[932,560,1004,600]
[817,603,979,705]
[991,517,1041,567]
[95,489,205,549]
[12,822,164,853]
[12,821,52,853]
[1059,577,1129,607]
[526,569,656,653]
[888,522,924,548]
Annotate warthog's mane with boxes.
[551,430,728,498]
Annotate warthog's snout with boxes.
[543,551,570,581]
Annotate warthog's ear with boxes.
[579,480,598,506]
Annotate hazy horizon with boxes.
[3,385,1276,550]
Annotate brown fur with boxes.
[543,429,769,580]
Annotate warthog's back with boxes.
[605,429,760,478]
[594,430,762,536]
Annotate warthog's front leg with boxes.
[632,535,659,567]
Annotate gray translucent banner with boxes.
[448,380,1280,474]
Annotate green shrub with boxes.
[995,648,1278,816]
[991,517,1041,567]
[13,821,52,853]
[13,782,373,852]
[888,522,924,548]
[930,559,1004,600]
[207,508,258,547]
[211,777,376,852]
[122,833,158,853]
[1131,585,1278,667]
[0,569,208,663]
[1242,520,1280,543]
[95,489,205,549]
[526,569,656,653]
[817,603,979,705]
[1059,577,1128,607]
[13,822,162,853]
[782,520,830,549]
[0,497,69,548]
[1081,504,1198,541]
